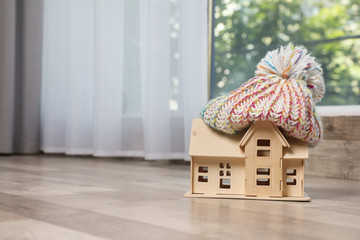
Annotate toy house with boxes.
[184,119,310,201]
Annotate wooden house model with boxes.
[184,119,311,201]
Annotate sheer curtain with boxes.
[41,0,208,160]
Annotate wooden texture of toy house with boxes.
[184,119,311,201]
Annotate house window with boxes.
[286,168,297,185]
[286,178,296,185]
[257,150,270,157]
[220,178,231,189]
[286,169,296,176]
[219,162,231,170]
[198,165,209,183]
[257,168,270,175]
[256,138,271,158]
[257,139,271,147]
[198,166,208,173]
[257,178,270,186]
[256,167,271,187]
[219,162,231,189]
[198,175,208,182]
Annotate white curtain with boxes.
[41,0,208,160]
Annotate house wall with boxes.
[282,159,304,197]
[244,124,283,197]
[192,156,245,195]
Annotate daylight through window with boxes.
[210,0,360,105]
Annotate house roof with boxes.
[189,119,308,160]
[239,121,290,148]
[283,137,309,159]
[189,119,245,158]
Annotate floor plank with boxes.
[0,155,359,240]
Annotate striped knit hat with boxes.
[201,44,325,146]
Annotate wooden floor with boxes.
[0,155,359,240]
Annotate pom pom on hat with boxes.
[201,44,325,146]
[255,44,325,103]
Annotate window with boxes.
[220,178,231,189]
[210,0,360,105]
[198,165,209,183]
[286,169,297,176]
[286,178,297,185]
[256,167,271,186]
[286,168,297,186]
[198,175,208,182]
[257,139,270,147]
[257,150,270,157]
[219,162,231,170]
[257,178,270,186]
[219,161,232,189]
[256,138,271,158]
[257,168,270,175]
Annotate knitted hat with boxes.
[201,44,325,146]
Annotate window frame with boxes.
[255,138,271,158]
[206,0,360,111]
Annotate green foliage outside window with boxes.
[211,0,360,105]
